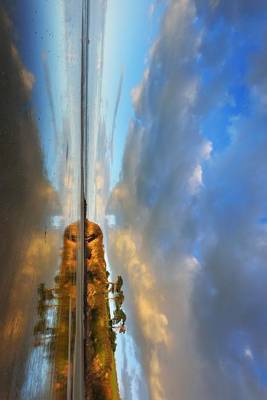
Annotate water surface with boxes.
[0,1,83,398]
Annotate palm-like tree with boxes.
[109,291,125,308]
[112,307,126,326]
[112,324,126,334]
[108,275,123,293]
[37,282,56,301]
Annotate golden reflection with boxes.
[33,222,79,399]
[1,231,59,345]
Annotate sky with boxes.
[89,0,267,399]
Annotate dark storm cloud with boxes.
[106,0,267,399]
[0,8,59,397]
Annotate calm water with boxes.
[0,0,84,398]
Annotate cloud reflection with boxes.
[0,7,59,397]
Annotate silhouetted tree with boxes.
[112,307,126,326]
[108,275,123,293]
[108,291,125,308]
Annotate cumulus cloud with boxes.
[193,110,267,400]
[109,229,170,345]
[107,0,206,397]
[118,335,146,400]
[192,3,267,399]
[106,0,267,399]
[94,118,111,224]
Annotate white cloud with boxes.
[244,347,253,360]
[201,140,213,159]
[107,0,206,397]
[189,164,203,193]
[106,0,267,399]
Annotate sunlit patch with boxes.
[149,351,165,400]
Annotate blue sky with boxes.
[90,1,267,399]
[101,0,164,187]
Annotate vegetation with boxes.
[85,219,124,400]
[108,276,123,294]
[33,220,125,400]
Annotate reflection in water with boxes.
[0,7,59,398]
[33,223,79,399]
[0,1,82,398]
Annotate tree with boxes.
[109,291,125,308]
[112,324,126,334]
[108,275,123,293]
[44,288,55,301]
[119,325,126,334]
[35,282,58,352]
[37,283,45,298]
[108,283,115,294]
[37,282,55,301]
[112,307,126,326]
[37,301,47,319]
[33,319,46,336]
[116,276,123,292]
